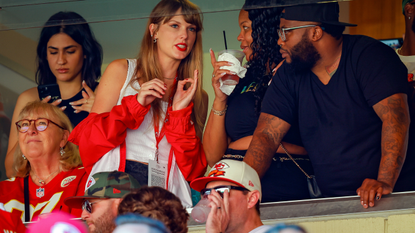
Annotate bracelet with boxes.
[212,105,228,116]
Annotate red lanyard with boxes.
[154,77,177,162]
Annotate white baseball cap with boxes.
[190,159,262,200]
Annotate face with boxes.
[152,9,197,62]
[278,17,321,73]
[237,10,253,61]
[18,112,67,161]
[47,32,84,83]
[206,180,250,232]
[81,198,119,233]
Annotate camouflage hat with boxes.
[64,171,141,209]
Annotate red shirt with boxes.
[0,166,87,222]
[0,209,26,233]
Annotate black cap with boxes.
[282,2,357,27]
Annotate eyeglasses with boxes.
[82,199,108,213]
[277,25,317,42]
[15,118,64,133]
[200,185,249,198]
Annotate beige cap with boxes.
[190,159,262,200]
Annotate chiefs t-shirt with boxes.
[0,166,87,222]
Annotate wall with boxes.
[349,0,405,39]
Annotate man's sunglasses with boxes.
[200,185,249,197]
[82,199,108,213]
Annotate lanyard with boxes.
[154,77,177,162]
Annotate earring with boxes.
[153,38,157,43]
[22,154,26,160]
[60,147,65,157]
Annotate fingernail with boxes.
[209,48,212,52]
[361,201,363,205]
[221,72,227,76]
[228,62,234,65]
[231,71,237,75]
[57,99,62,103]
[69,102,73,105]
[82,80,85,84]
[74,110,78,113]
[72,105,76,109]
[61,106,67,110]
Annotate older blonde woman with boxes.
[0,101,87,222]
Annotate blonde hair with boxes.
[132,0,205,135]
[14,101,82,177]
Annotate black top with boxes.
[225,74,303,146]
[262,35,411,196]
[59,84,97,127]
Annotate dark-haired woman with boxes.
[203,7,314,202]
[5,11,103,178]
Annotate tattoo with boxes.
[243,113,290,177]
[373,94,409,187]
[325,56,341,78]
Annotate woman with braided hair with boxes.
[203,2,314,202]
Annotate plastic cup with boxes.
[218,49,245,85]
[190,197,211,223]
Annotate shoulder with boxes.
[59,167,87,186]
[17,87,39,104]
[0,177,23,192]
[344,35,394,55]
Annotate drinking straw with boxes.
[223,30,228,50]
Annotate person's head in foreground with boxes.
[118,186,189,233]
[191,159,265,233]
[14,101,80,177]
[64,171,141,233]
[26,212,88,233]
[265,223,307,233]
[278,2,355,73]
[113,213,170,233]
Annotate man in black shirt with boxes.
[244,2,414,208]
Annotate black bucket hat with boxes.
[282,2,357,27]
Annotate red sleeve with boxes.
[165,102,207,181]
[69,94,150,174]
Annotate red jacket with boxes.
[69,94,207,182]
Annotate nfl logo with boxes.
[36,187,45,198]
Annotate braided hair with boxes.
[231,2,284,114]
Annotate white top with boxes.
[118,59,171,164]
[249,225,273,233]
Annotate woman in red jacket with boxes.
[69,0,208,207]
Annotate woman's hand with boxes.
[41,96,66,111]
[69,81,96,113]
[136,78,167,107]
[172,70,198,111]
[210,49,234,102]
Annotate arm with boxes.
[91,59,128,114]
[165,103,207,181]
[357,93,410,208]
[244,113,291,178]
[203,49,234,166]
[5,88,39,178]
[69,94,150,174]
[165,72,208,181]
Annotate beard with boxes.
[286,32,321,74]
[89,211,116,233]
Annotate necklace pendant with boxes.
[39,180,46,185]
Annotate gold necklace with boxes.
[31,169,60,186]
